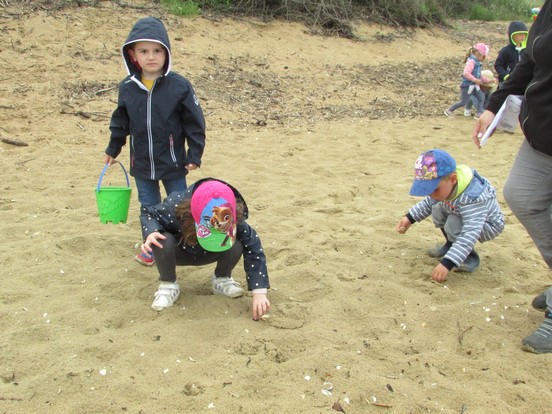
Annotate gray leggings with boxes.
[503,139,552,269]
[448,85,485,115]
[152,233,243,282]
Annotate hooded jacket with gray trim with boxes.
[494,21,528,83]
[106,17,206,181]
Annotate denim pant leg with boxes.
[503,139,552,269]
[136,177,187,240]
[135,178,162,210]
[162,177,187,198]
[431,204,463,242]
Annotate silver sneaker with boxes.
[151,281,180,311]
[212,275,244,298]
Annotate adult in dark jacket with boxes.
[140,178,271,321]
[104,17,206,267]
[473,0,552,354]
[494,21,528,87]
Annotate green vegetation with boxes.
[172,0,537,30]
[6,0,539,29]
[161,0,201,17]
[465,0,537,21]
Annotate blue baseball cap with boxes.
[409,149,456,196]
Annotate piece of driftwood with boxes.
[1,137,29,147]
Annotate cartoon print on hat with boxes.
[409,149,456,197]
[196,198,236,251]
[191,180,237,252]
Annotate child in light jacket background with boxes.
[444,43,489,119]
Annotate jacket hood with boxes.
[121,17,172,77]
[508,21,528,47]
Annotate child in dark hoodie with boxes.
[104,17,206,267]
[494,21,528,87]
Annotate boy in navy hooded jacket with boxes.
[494,21,528,87]
[105,17,206,266]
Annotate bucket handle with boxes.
[97,161,130,192]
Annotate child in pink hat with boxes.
[444,43,490,119]
[139,178,270,320]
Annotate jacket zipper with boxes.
[131,135,135,167]
[169,134,177,164]
[147,82,155,180]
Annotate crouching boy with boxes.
[396,149,505,282]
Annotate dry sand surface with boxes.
[1,2,551,413]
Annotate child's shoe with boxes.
[427,241,453,258]
[463,109,472,117]
[532,292,548,311]
[456,250,480,272]
[522,311,552,354]
[151,281,180,311]
[212,275,244,298]
[443,109,454,117]
[135,251,155,266]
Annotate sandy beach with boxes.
[1,2,551,412]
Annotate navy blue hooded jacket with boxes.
[494,21,528,83]
[106,17,206,181]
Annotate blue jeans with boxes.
[135,176,187,241]
[135,176,187,209]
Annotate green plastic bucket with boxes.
[95,161,132,224]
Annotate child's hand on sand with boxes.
[141,231,166,254]
[396,217,411,234]
[431,263,449,282]
[252,293,270,321]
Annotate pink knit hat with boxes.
[191,180,237,252]
[474,43,489,56]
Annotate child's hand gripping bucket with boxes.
[95,161,132,224]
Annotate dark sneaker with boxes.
[532,292,547,311]
[135,251,155,267]
[427,242,453,258]
[456,250,480,273]
[522,312,552,354]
